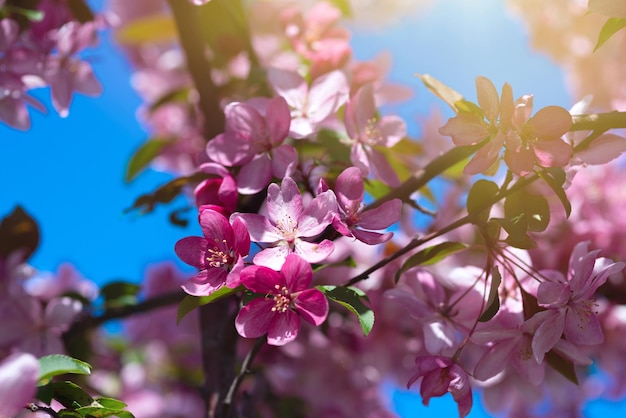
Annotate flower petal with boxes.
[235,298,276,338]
[175,236,208,269]
[294,288,328,326]
[281,253,312,292]
[267,309,300,345]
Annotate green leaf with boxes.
[125,171,210,214]
[94,398,128,409]
[536,168,571,218]
[318,286,374,336]
[467,179,499,224]
[177,286,241,324]
[76,406,134,418]
[38,355,91,385]
[417,74,464,112]
[50,381,94,408]
[5,6,45,21]
[58,410,83,418]
[328,0,352,17]
[479,267,501,322]
[546,351,579,385]
[36,383,54,405]
[125,138,171,182]
[148,88,190,113]
[115,13,177,45]
[395,242,467,282]
[363,179,392,199]
[504,188,550,232]
[0,205,39,262]
[594,17,626,52]
[100,281,141,308]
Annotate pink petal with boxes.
[352,84,377,134]
[199,209,234,243]
[230,217,251,257]
[350,143,371,176]
[475,76,499,123]
[240,265,282,294]
[307,69,349,123]
[267,68,307,110]
[439,113,489,146]
[281,253,312,292]
[358,198,401,230]
[267,309,300,345]
[0,353,39,418]
[528,106,572,140]
[533,138,572,168]
[531,309,565,363]
[537,281,570,308]
[253,244,291,270]
[175,236,208,269]
[474,337,518,381]
[235,298,276,338]
[377,115,406,147]
[293,288,328,326]
[576,133,626,165]
[351,228,392,244]
[335,166,365,207]
[181,269,226,296]
[265,96,291,146]
[564,306,604,345]
[504,141,535,176]
[270,144,298,179]
[267,177,303,229]
[232,213,282,243]
[298,190,337,237]
[206,132,251,167]
[237,153,272,194]
[368,147,400,186]
[294,239,334,264]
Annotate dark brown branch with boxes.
[166,0,225,140]
[571,111,626,131]
[223,336,266,417]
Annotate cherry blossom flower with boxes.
[0,352,39,418]
[407,355,473,418]
[438,76,513,174]
[193,162,238,214]
[503,94,573,176]
[531,241,625,363]
[235,253,328,346]
[327,166,401,244]
[268,68,349,139]
[205,96,297,194]
[175,208,250,296]
[344,84,406,186]
[233,176,337,270]
[45,21,102,117]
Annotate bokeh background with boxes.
[1,0,623,415]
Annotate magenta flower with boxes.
[329,166,401,244]
[175,208,250,296]
[205,96,297,194]
[531,241,625,363]
[344,84,406,186]
[233,176,337,270]
[407,355,473,418]
[0,352,39,418]
[235,253,328,345]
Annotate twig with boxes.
[223,336,266,417]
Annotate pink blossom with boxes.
[0,352,39,418]
[279,1,352,78]
[531,241,625,362]
[327,166,401,244]
[345,84,407,186]
[205,96,297,194]
[438,77,513,174]
[503,94,573,176]
[235,253,328,345]
[268,68,349,139]
[233,176,337,270]
[193,162,238,214]
[45,21,102,117]
[175,208,250,296]
[407,355,473,418]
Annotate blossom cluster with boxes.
[0,0,103,129]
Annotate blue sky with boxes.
[1,0,620,416]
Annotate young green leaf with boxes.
[318,285,374,336]
[395,242,467,282]
[177,286,241,324]
[536,168,571,218]
[593,17,626,52]
[478,267,501,322]
[38,355,91,385]
[125,138,171,182]
[50,381,94,408]
[504,188,550,233]
[467,179,499,224]
[416,74,464,112]
[100,281,141,308]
